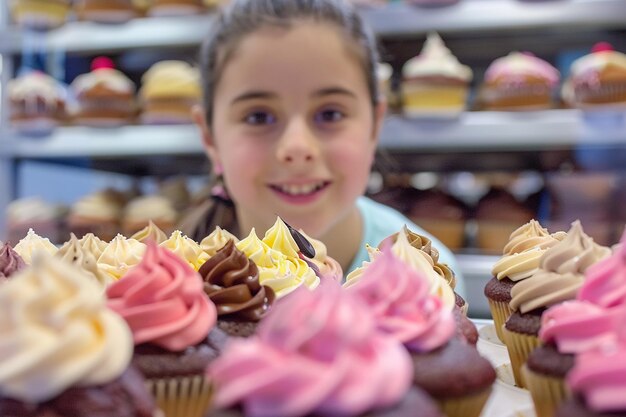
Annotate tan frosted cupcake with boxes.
[122,195,178,237]
[9,0,71,30]
[502,220,611,388]
[56,233,113,289]
[131,220,169,244]
[78,232,109,260]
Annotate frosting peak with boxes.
[200,226,239,258]
[13,228,58,264]
[0,242,26,281]
[56,234,112,289]
[209,280,412,417]
[403,32,472,81]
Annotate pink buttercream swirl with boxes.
[107,241,216,352]
[209,279,412,417]
[568,337,626,413]
[345,247,455,353]
[578,231,626,309]
[539,301,621,354]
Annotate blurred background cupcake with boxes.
[478,52,560,110]
[70,57,138,127]
[146,0,206,16]
[9,0,71,30]
[74,0,138,23]
[562,42,626,109]
[402,33,472,117]
[139,60,201,125]
[67,189,125,241]
[6,197,66,246]
[122,194,178,237]
[8,71,67,135]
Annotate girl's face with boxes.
[200,21,385,238]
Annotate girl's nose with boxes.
[276,120,319,164]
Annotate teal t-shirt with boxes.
[349,196,466,298]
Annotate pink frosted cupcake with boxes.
[107,242,227,417]
[346,247,495,417]
[207,279,443,417]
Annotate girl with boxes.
[181,0,465,295]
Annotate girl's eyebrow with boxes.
[313,87,357,99]
[231,91,277,105]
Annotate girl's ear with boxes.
[371,99,387,144]
[192,105,222,174]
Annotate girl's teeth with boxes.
[279,183,323,195]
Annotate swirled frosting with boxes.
[262,217,300,259]
[199,240,274,321]
[160,230,209,271]
[140,60,201,100]
[8,71,65,108]
[485,52,560,86]
[97,234,146,281]
[569,49,626,87]
[78,232,108,259]
[298,230,343,282]
[343,245,381,287]
[200,226,239,258]
[509,221,611,314]
[130,220,168,244]
[492,220,566,282]
[7,197,61,223]
[57,234,112,289]
[578,231,626,308]
[539,301,620,353]
[0,253,133,403]
[208,280,412,417]
[0,242,26,281]
[567,339,626,413]
[107,242,216,352]
[71,68,135,96]
[13,228,59,264]
[403,32,472,81]
[346,248,455,353]
[237,228,319,299]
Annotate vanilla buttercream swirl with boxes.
[160,230,209,271]
[0,243,26,281]
[578,231,626,308]
[567,339,626,413]
[540,301,622,353]
[78,232,108,259]
[200,226,239,258]
[107,242,216,352]
[199,240,274,321]
[346,248,455,353]
[56,234,112,289]
[509,221,611,313]
[403,32,472,81]
[0,253,133,403]
[140,60,201,100]
[13,228,58,264]
[97,234,146,281]
[131,220,168,244]
[262,217,300,259]
[209,280,412,417]
[7,197,61,223]
[70,191,123,220]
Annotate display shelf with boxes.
[3,110,625,160]
[2,0,626,54]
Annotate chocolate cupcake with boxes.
[199,240,275,337]
[0,242,26,281]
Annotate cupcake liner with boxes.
[522,364,570,417]
[487,299,514,343]
[146,375,213,417]
[436,387,493,417]
[501,327,540,389]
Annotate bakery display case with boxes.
[1,0,625,318]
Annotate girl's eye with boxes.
[315,109,344,123]
[244,111,276,126]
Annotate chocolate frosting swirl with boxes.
[199,240,275,321]
[0,243,26,280]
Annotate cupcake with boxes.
[160,230,209,271]
[562,42,626,108]
[346,248,495,417]
[8,71,67,135]
[56,233,112,289]
[147,0,206,17]
[13,228,58,264]
[122,195,178,237]
[132,220,169,244]
[502,220,611,388]
[297,229,344,282]
[402,32,472,116]
[139,61,202,124]
[0,253,159,417]
[475,187,535,253]
[485,220,566,342]
[78,232,109,260]
[207,279,441,417]
[97,234,147,281]
[70,58,137,127]
[67,189,124,241]
[75,0,138,23]
[107,242,227,417]
[0,242,26,281]
[9,0,71,30]
[198,240,275,337]
[200,226,239,258]
[478,52,560,110]
[158,177,192,212]
[6,197,65,245]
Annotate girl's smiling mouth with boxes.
[269,180,331,199]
